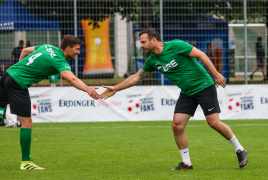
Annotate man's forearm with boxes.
[69,77,90,92]
[19,47,36,61]
[19,51,30,61]
[114,75,139,92]
[199,54,218,76]
[9,55,14,64]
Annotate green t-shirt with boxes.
[142,40,214,96]
[7,44,71,89]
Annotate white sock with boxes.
[228,135,243,152]
[179,148,191,165]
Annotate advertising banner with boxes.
[27,85,268,123]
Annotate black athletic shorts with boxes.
[0,72,31,117]
[174,85,221,116]
[257,58,265,68]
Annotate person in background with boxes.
[211,38,223,74]
[10,40,24,66]
[26,41,31,48]
[250,37,266,80]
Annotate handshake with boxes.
[86,85,117,100]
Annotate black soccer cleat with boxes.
[236,149,248,168]
[169,161,193,171]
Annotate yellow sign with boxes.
[81,17,114,78]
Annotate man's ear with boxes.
[151,37,157,43]
[66,46,71,52]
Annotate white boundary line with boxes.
[1,123,268,130]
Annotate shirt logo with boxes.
[45,45,56,58]
[65,66,71,69]
[158,59,178,72]
[203,82,207,85]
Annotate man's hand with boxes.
[100,85,117,100]
[86,87,100,100]
[214,73,226,88]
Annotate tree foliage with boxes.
[162,1,266,23]
[24,0,143,29]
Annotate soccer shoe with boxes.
[169,161,193,170]
[236,149,248,168]
[20,161,45,170]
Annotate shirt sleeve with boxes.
[141,57,155,72]
[35,45,43,50]
[55,58,72,72]
[172,40,194,56]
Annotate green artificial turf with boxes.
[1,119,267,180]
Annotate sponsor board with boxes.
[30,94,52,115]
[227,92,254,113]
[26,86,268,122]
[126,93,155,114]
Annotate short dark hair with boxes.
[60,35,82,50]
[19,40,24,45]
[257,36,262,41]
[139,28,161,41]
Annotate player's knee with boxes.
[21,122,32,129]
[207,120,219,129]
[19,117,32,129]
[172,120,184,132]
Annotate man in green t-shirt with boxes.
[100,28,247,170]
[0,35,100,170]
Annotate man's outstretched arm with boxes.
[189,47,226,88]
[9,54,14,64]
[100,69,151,99]
[60,71,100,100]
[19,47,35,61]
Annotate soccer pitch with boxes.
[1,119,267,180]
